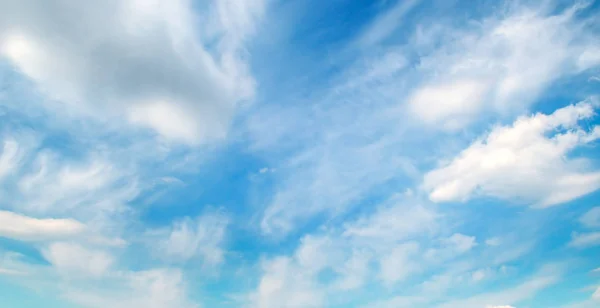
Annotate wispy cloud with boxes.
[0,0,599,307]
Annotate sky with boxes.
[0,0,599,307]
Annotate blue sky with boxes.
[0,0,599,307]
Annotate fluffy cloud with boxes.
[0,210,85,241]
[424,100,600,206]
[151,211,229,268]
[409,3,600,130]
[246,193,493,307]
[0,0,263,144]
[42,242,114,278]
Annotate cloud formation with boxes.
[424,100,600,206]
[0,0,262,144]
[0,210,85,241]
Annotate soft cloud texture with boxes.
[255,1,600,237]
[424,100,600,206]
[42,242,114,278]
[0,0,263,144]
[63,269,198,308]
[0,210,85,241]
[569,232,600,248]
[580,207,600,228]
[437,267,560,308]
[409,3,600,130]
[152,210,229,267]
[0,0,599,307]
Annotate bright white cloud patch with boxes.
[424,100,600,206]
[0,210,85,241]
[0,0,263,144]
[43,242,115,278]
[409,79,488,130]
[409,3,600,130]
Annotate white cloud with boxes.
[332,250,370,291]
[0,268,24,276]
[409,3,600,129]
[247,194,456,306]
[0,251,27,277]
[445,233,477,254]
[437,266,560,308]
[424,233,477,263]
[0,139,20,179]
[15,240,199,308]
[408,79,488,130]
[0,0,265,145]
[424,100,600,206]
[0,130,200,306]
[251,256,324,308]
[569,232,600,248]
[153,211,229,268]
[364,296,428,308]
[64,269,198,308]
[249,195,441,307]
[13,151,139,216]
[472,269,487,282]
[0,210,85,241]
[253,2,600,238]
[42,242,114,278]
[342,196,438,243]
[355,0,421,47]
[379,242,420,285]
[580,207,600,228]
[486,237,502,246]
[260,141,419,235]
